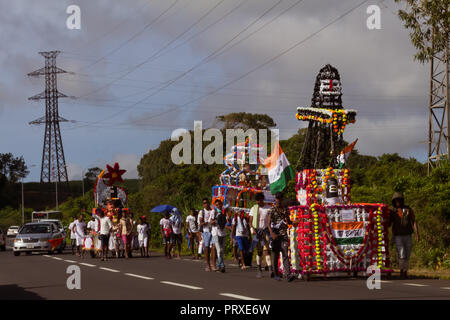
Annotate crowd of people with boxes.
[68,199,151,261]
[67,191,419,280]
[158,193,297,281]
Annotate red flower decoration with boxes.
[103,162,126,186]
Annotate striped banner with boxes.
[331,221,364,245]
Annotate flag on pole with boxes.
[264,141,294,194]
[343,139,358,160]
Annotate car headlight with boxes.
[14,238,23,243]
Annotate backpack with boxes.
[216,210,227,230]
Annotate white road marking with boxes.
[403,283,429,287]
[124,273,154,280]
[380,280,392,283]
[80,263,96,267]
[220,293,260,300]
[160,281,203,290]
[99,267,120,273]
[441,287,450,290]
[64,260,76,263]
[43,255,51,258]
[52,257,63,260]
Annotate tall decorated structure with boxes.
[288,65,392,279]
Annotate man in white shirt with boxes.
[68,216,77,255]
[98,210,112,261]
[249,192,273,278]
[87,214,100,256]
[211,199,228,273]
[160,212,173,259]
[72,214,86,257]
[232,211,251,269]
[198,198,215,272]
[186,209,201,259]
[170,209,183,259]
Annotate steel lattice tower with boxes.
[427,35,449,174]
[28,51,70,184]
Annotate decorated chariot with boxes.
[287,65,392,279]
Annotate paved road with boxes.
[0,245,449,300]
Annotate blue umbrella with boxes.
[150,204,175,213]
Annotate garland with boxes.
[296,108,356,135]
[311,203,322,270]
[341,169,351,203]
[288,204,392,274]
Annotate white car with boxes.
[7,226,20,237]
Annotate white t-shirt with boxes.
[211,210,227,237]
[249,205,271,229]
[198,209,214,233]
[137,224,149,240]
[232,216,249,237]
[160,218,172,230]
[74,220,86,237]
[186,215,198,233]
[69,221,76,239]
[99,216,112,235]
[170,216,182,235]
[87,220,99,232]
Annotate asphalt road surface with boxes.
[1,240,449,300]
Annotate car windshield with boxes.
[20,224,51,234]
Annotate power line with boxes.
[73,0,182,74]
[70,0,154,54]
[116,0,371,126]
[73,0,286,128]
[76,0,228,99]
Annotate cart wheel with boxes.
[304,273,311,282]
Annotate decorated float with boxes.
[287,65,392,279]
[212,139,275,215]
[88,162,129,254]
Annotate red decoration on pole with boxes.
[103,162,126,186]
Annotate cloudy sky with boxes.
[0,0,429,181]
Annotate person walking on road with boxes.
[137,216,150,258]
[390,192,419,279]
[170,209,183,259]
[160,211,173,259]
[68,216,77,255]
[231,210,251,270]
[268,192,296,282]
[72,214,86,257]
[249,193,273,278]
[98,210,112,261]
[120,211,133,259]
[198,198,215,271]
[143,216,151,256]
[211,199,227,273]
[186,209,201,259]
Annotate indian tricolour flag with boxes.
[331,221,365,245]
[264,141,295,194]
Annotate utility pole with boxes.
[427,33,449,174]
[28,51,71,185]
